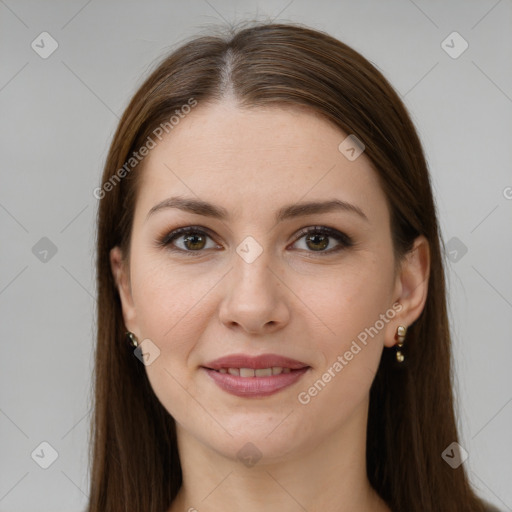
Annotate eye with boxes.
[158,225,354,256]
[290,226,353,254]
[158,226,220,254]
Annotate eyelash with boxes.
[157,225,354,257]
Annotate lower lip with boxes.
[202,367,310,398]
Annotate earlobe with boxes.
[110,246,138,334]
[384,235,430,348]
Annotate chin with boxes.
[181,412,319,466]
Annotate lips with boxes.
[201,353,311,398]
[202,353,309,371]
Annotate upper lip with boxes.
[203,353,310,370]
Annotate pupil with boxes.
[307,233,328,251]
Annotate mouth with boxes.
[206,366,297,377]
[201,353,311,397]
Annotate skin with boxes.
[111,100,430,512]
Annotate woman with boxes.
[88,22,500,511]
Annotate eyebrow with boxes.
[146,196,369,223]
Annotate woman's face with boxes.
[112,101,415,463]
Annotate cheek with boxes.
[294,270,389,432]
[129,257,214,423]
[293,256,393,347]
[291,256,393,410]
[130,251,215,338]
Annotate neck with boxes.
[168,400,391,512]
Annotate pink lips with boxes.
[201,353,310,398]
[203,353,309,371]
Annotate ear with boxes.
[384,235,431,348]
[110,246,139,335]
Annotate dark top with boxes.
[483,500,503,512]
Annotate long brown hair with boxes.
[89,22,488,511]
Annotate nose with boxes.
[218,247,290,335]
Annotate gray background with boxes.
[1,0,511,510]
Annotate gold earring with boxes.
[395,325,407,362]
[126,331,138,348]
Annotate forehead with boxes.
[136,101,390,226]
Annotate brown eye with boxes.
[182,232,207,251]
[292,226,353,254]
[160,226,219,254]
[304,232,330,251]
